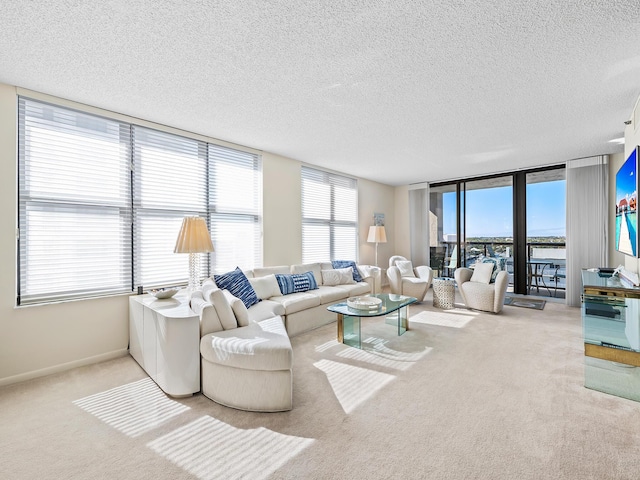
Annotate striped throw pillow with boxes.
[213,267,260,309]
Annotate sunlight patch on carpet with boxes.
[73,377,189,438]
[147,415,314,480]
[314,359,395,414]
[334,337,432,371]
[410,310,476,328]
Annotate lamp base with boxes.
[188,253,202,293]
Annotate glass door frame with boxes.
[430,164,565,296]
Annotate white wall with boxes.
[0,84,130,386]
[0,82,397,385]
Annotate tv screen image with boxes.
[616,147,638,257]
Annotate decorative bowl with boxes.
[149,288,179,299]
[347,296,382,310]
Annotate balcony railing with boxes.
[431,241,566,298]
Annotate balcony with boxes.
[432,241,566,299]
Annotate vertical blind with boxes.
[301,166,358,263]
[18,98,132,304]
[18,97,262,305]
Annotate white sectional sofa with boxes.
[191,262,379,412]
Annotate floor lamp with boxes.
[174,216,214,292]
[367,225,387,267]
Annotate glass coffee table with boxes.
[327,294,417,349]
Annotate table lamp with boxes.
[367,225,387,267]
[174,216,214,292]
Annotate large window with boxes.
[18,97,262,305]
[301,167,358,263]
[429,165,565,297]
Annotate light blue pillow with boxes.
[331,260,362,282]
[482,257,506,283]
[275,272,318,295]
[213,267,260,309]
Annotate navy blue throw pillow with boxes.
[275,272,318,295]
[331,260,362,282]
[213,267,260,308]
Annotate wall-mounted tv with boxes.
[616,146,639,256]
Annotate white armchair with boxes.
[454,267,509,313]
[387,255,433,301]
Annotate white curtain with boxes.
[409,187,430,266]
[565,155,609,306]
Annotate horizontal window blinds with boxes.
[18,97,263,305]
[209,145,262,274]
[301,166,357,263]
[132,126,208,289]
[18,98,132,304]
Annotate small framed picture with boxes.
[373,213,385,226]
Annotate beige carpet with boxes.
[2,295,640,479]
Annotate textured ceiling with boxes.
[0,1,639,186]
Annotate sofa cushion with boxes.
[331,260,363,282]
[275,272,318,295]
[268,292,321,314]
[252,265,290,277]
[248,299,285,320]
[214,267,260,309]
[321,267,356,286]
[248,274,282,300]
[200,316,292,371]
[208,287,237,330]
[290,262,323,286]
[332,282,371,296]
[313,285,349,304]
[470,263,493,284]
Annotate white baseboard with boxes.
[0,349,129,387]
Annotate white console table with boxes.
[129,291,200,397]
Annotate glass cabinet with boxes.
[581,269,640,402]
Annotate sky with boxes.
[442,180,566,238]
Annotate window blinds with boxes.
[209,144,262,274]
[18,97,263,304]
[301,166,358,263]
[18,98,132,304]
[132,126,208,289]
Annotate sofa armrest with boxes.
[414,266,433,287]
[493,271,509,312]
[357,265,381,293]
[454,267,473,286]
[387,266,402,294]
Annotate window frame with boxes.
[301,166,358,263]
[17,96,262,305]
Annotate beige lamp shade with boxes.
[174,216,214,253]
[367,226,387,243]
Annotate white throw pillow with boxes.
[248,274,282,299]
[207,288,237,330]
[322,267,356,286]
[222,290,250,327]
[397,260,416,278]
[470,262,494,284]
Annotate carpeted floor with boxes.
[2,292,640,479]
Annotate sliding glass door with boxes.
[429,165,565,297]
[526,169,566,297]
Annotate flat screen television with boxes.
[615,146,639,256]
